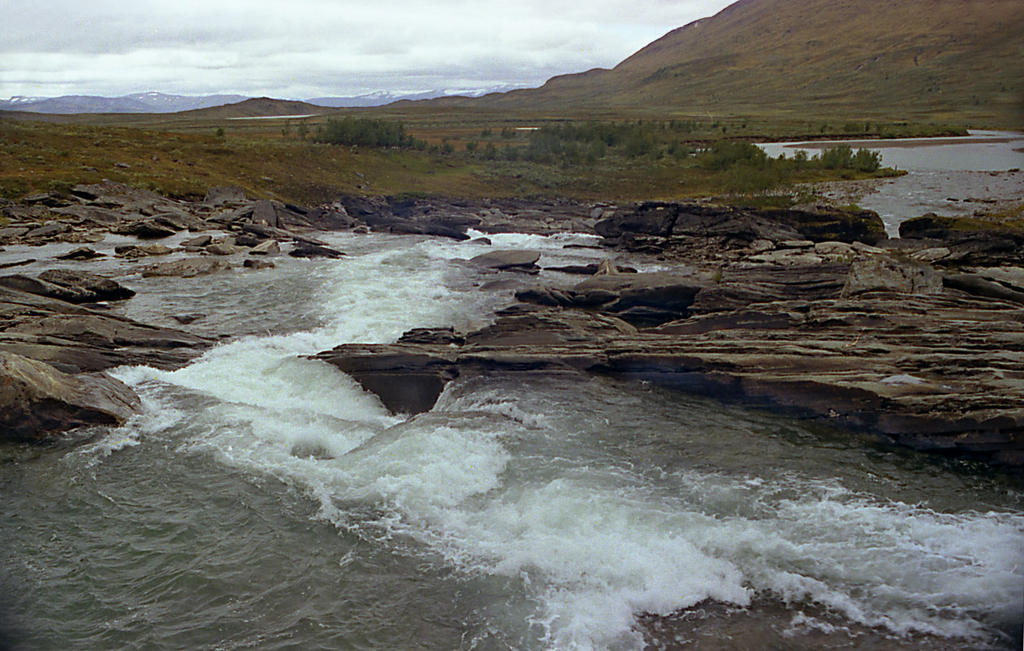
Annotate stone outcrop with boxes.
[593,201,886,261]
[898,214,1024,266]
[0,285,211,374]
[317,257,1024,467]
[0,351,141,441]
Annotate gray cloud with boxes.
[1,0,734,98]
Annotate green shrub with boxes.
[315,117,414,148]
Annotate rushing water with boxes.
[760,130,1024,236]
[2,232,1023,650]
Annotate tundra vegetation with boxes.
[0,109,913,211]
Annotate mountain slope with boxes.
[0,93,248,114]
[457,0,1024,124]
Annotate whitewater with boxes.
[1,231,1021,650]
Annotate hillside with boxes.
[180,97,329,118]
[432,0,1024,125]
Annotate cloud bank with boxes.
[1,0,734,98]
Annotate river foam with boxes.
[106,235,1023,650]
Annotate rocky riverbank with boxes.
[2,184,1022,467]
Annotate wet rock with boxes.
[24,223,70,241]
[116,219,178,239]
[141,257,230,278]
[0,285,210,373]
[0,351,141,441]
[470,250,541,272]
[234,233,264,248]
[205,240,241,256]
[566,271,711,325]
[37,270,135,302]
[249,239,280,256]
[56,246,105,261]
[243,258,276,270]
[0,275,92,303]
[181,234,213,248]
[115,244,173,258]
[288,243,345,259]
[315,345,458,414]
[0,226,30,241]
[398,327,465,346]
[0,258,36,270]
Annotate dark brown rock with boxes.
[315,345,458,414]
[56,247,105,260]
[289,243,345,259]
[243,258,276,270]
[37,269,135,302]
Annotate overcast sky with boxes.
[1,0,735,99]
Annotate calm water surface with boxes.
[760,130,1024,235]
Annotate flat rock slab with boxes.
[469,250,541,270]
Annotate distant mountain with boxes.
[0,92,248,114]
[431,0,1024,124]
[308,86,528,108]
[0,85,529,115]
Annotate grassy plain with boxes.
[1,103,945,207]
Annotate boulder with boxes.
[243,258,276,270]
[288,244,345,259]
[181,234,213,248]
[56,247,105,261]
[141,257,231,278]
[0,275,91,303]
[469,250,541,271]
[0,351,140,441]
[114,244,173,258]
[206,241,241,256]
[251,200,279,228]
[37,270,135,302]
[841,256,943,296]
[117,219,178,239]
[24,223,70,241]
[315,345,458,414]
[204,186,247,206]
[249,239,280,256]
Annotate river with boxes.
[760,130,1024,236]
[1,228,1021,650]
